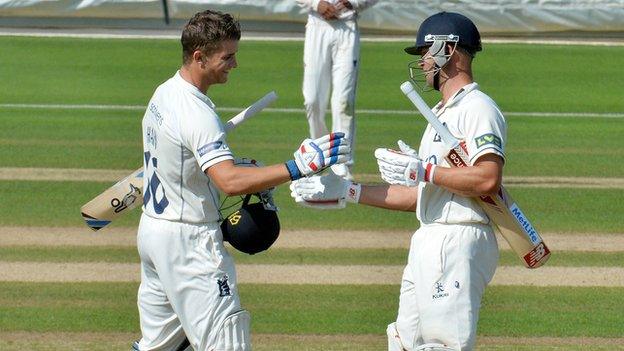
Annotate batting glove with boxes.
[285,133,351,180]
[375,140,436,187]
[290,171,361,210]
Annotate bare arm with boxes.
[206,160,290,196]
[358,184,417,212]
[432,153,504,197]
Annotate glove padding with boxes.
[290,133,351,180]
[374,140,436,187]
[290,171,360,210]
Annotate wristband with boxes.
[424,163,437,184]
[345,182,361,203]
[285,160,302,181]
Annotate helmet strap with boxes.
[242,194,252,207]
[433,66,441,91]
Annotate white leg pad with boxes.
[214,310,251,351]
[387,323,408,351]
[414,343,457,351]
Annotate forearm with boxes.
[207,162,290,196]
[358,184,417,212]
[431,161,502,198]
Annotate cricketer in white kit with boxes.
[388,82,505,350]
[135,10,351,351]
[290,12,505,350]
[138,70,240,351]
[296,0,378,179]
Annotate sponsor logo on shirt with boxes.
[474,133,502,149]
[433,122,447,143]
[149,103,163,126]
[197,141,226,157]
[432,281,449,299]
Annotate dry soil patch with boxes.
[1,227,622,252]
[1,262,623,286]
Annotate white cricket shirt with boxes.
[141,71,233,223]
[417,83,507,225]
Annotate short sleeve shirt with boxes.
[141,71,233,223]
[416,83,507,225]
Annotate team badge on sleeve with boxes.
[474,133,502,149]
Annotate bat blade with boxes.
[80,168,144,230]
[80,91,278,231]
[400,81,550,268]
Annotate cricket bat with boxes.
[81,91,279,231]
[400,81,550,268]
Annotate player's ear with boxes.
[192,50,204,66]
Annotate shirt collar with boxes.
[433,82,479,114]
[173,70,215,109]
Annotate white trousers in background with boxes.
[302,18,359,167]
[136,213,244,351]
[393,223,499,350]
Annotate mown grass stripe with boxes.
[3,103,624,118]
[0,283,622,337]
[1,332,624,351]
[1,246,623,268]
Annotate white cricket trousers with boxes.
[392,223,499,350]
[136,213,246,351]
[302,17,359,166]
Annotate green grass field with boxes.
[1,35,623,350]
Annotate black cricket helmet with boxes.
[221,194,280,255]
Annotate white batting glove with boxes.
[286,133,351,180]
[375,140,436,187]
[290,171,361,210]
[397,139,418,157]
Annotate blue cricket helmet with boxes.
[405,11,482,56]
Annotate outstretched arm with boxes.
[359,184,417,212]
[208,133,350,196]
[290,174,417,212]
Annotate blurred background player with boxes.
[296,0,378,180]
[291,11,505,351]
[134,9,350,351]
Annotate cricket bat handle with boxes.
[400,81,459,149]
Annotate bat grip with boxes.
[400,81,459,149]
[224,91,278,132]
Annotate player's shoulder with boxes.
[458,86,503,117]
[461,86,498,108]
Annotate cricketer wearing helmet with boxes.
[291,12,506,350]
[134,9,350,351]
